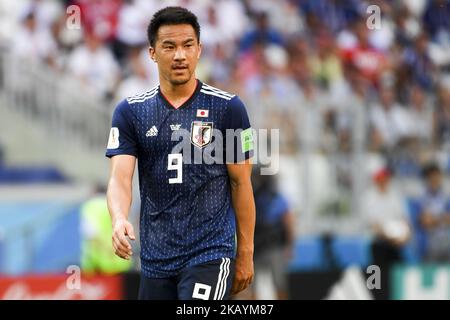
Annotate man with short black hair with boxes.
[106,6,255,300]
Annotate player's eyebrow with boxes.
[161,38,195,46]
[162,38,194,45]
[161,40,177,46]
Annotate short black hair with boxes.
[147,6,200,47]
[422,162,441,178]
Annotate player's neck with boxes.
[159,77,198,109]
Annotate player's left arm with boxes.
[227,160,255,295]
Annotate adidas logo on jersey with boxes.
[146,125,158,137]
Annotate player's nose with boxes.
[173,47,186,61]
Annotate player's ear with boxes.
[197,42,202,59]
[149,46,156,63]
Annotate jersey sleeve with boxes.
[105,99,138,158]
[223,95,254,163]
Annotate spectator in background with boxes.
[239,11,284,53]
[393,5,421,48]
[73,0,122,43]
[308,29,344,90]
[407,84,434,145]
[12,10,58,67]
[199,6,225,51]
[386,83,435,176]
[287,35,312,87]
[67,30,120,100]
[299,0,360,34]
[370,83,413,151]
[198,43,233,88]
[363,165,411,290]
[241,40,302,154]
[434,81,450,148]
[244,42,299,105]
[114,47,155,102]
[423,0,450,40]
[260,0,304,36]
[251,169,295,300]
[10,8,59,116]
[295,77,330,154]
[26,0,63,31]
[114,0,151,62]
[419,163,450,262]
[366,0,396,52]
[339,19,388,87]
[331,61,371,154]
[402,32,435,91]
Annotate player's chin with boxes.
[170,75,191,85]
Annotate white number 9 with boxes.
[168,153,182,184]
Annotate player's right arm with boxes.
[107,155,136,260]
[105,99,138,260]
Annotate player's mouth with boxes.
[172,65,188,76]
[172,65,188,71]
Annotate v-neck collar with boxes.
[158,79,202,110]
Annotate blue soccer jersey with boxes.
[106,80,253,278]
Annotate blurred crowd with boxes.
[1,0,449,173]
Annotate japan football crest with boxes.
[191,121,213,148]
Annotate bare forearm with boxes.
[107,176,132,225]
[230,180,255,255]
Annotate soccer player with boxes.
[105,6,255,300]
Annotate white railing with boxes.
[0,50,112,150]
[0,48,113,183]
[245,93,369,236]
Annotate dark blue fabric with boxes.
[138,258,234,300]
[106,81,252,278]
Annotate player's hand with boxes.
[112,218,135,260]
[231,251,254,295]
